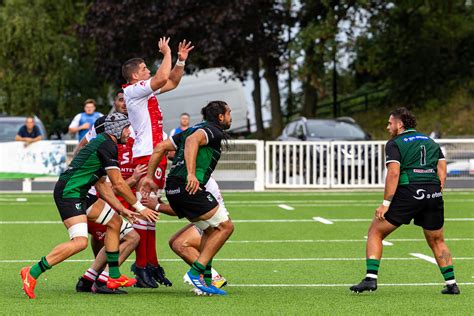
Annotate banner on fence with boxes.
[0,141,67,178]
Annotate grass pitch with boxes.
[0,191,473,315]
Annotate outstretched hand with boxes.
[140,176,159,199]
[158,37,171,55]
[177,39,194,61]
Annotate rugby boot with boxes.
[441,283,460,295]
[149,264,173,287]
[20,266,37,299]
[75,276,94,292]
[131,263,158,288]
[186,271,227,296]
[350,278,377,293]
[107,274,137,289]
[92,280,127,294]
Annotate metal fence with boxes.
[15,138,474,191]
[265,139,474,189]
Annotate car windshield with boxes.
[0,121,23,142]
[306,120,366,139]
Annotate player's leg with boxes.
[90,233,104,257]
[423,228,460,294]
[86,199,136,289]
[131,218,157,288]
[350,218,398,293]
[169,223,201,265]
[21,214,89,299]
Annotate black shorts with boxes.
[53,180,98,221]
[165,177,218,220]
[385,184,444,230]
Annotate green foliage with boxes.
[353,1,474,105]
[0,0,107,136]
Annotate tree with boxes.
[0,0,106,136]
[80,0,288,139]
[353,1,474,105]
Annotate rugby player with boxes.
[122,37,193,287]
[350,108,460,295]
[142,101,234,296]
[74,91,147,293]
[20,113,158,299]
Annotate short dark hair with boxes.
[390,107,417,129]
[84,99,96,107]
[180,112,190,117]
[114,89,124,99]
[122,58,144,82]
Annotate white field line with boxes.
[364,236,393,246]
[312,217,334,224]
[410,253,438,265]
[1,218,474,224]
[2,257,474,263]
[223,199,474,204]
[228,282,474,287]
[278,204,294,211]
[228,238,474,244]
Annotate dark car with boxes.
[275,117,375,184]
[0,115,47,142]
[277,117,370,141]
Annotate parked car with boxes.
[0,115,47,142]
[276,117,375,184]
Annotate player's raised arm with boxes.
[160,39,194,94]
[150,37,172,92]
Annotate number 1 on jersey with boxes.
[420,145,426,166]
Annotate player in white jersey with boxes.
[122,37,194,287]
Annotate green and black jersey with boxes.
[59,133,119,198]
[385,129,445,185]
[169,121,224,185]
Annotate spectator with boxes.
[15,116,42,145]
[169,112,190,137]
[68,99,103,140]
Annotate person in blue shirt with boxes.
[68,99,103,140]
[16,116,43,145]
[169,112,190,137]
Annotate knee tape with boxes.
[194,206,229,230]
[68,223,88,240]
[206,205,229,227]
[120,221,134,240]
[95,203,115,226]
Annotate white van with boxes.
[158,68,249,135]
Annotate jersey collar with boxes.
[400,128,416,135]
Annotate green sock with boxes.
[366,258,380,279]
[106,251,120,278]
[30,256,51,279]
[189,261,205,277]
[204,259,213,286]
[440,265,455,283]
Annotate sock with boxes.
[204,259,213,286]
[146,221,159,266]
[440,265,456,285]
[189,261,206,277]
[83,268,98,282]
[106,251,120,279]
[97,271,109,283]
[211,267,220,279]
[133,220,148,268]
[30,256,52,279]
[366,258,380,279]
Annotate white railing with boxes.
[10,138,474,192]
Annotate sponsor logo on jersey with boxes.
[166,187,180,195]
[403,135,429,142]
[155,167,163,180]
[412,189,442,200]
[413,169,435,173]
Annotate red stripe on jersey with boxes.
[147,95,163,149]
